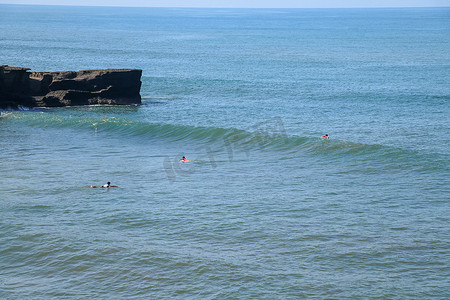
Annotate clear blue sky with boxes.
[0,0,449,8]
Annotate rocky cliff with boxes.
[0,65,142,108]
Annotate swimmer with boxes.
[321,134,329,139]
[91,181,118,188]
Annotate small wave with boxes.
[142,96,175,100]
[141,95,179,103]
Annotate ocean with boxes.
[0,4,449,298]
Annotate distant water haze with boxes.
[1,0,450,7]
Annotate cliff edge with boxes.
[0,65,142,108]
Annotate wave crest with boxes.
[3,111,448,171]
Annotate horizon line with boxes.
[0,3,449,9]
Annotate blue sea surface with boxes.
[1,5,449,298]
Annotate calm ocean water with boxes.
[1,4,449,298]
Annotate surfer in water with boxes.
[321,134,329,139]
[91,182,118,188]
[179,156,190,162]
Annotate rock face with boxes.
[0,65,142,108]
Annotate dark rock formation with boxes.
[0,65,142,108]
[0,66,35,108]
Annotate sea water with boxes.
[0,5,449,298]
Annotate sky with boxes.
[0,0,449,8]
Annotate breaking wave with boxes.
[3,111,448,172]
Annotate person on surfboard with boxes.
[91,182,118,188]
[179,156,190,162]
[321,134,329,139]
